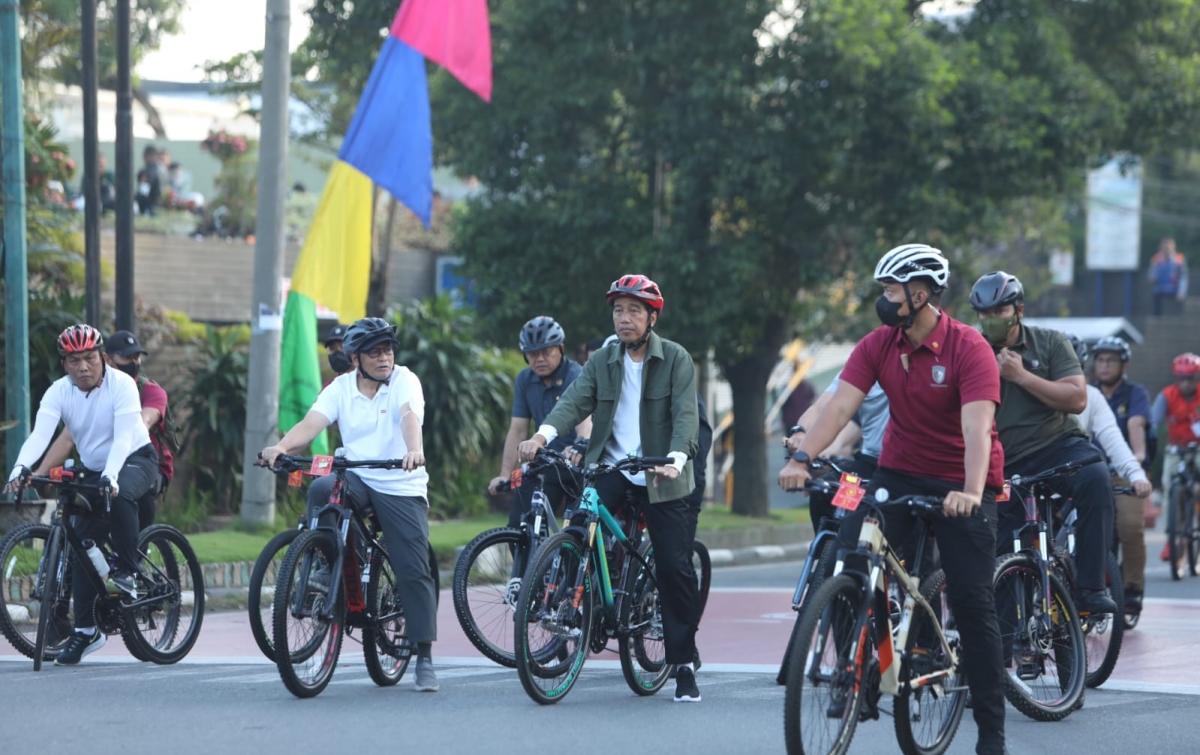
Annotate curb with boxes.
[708,541,809,567]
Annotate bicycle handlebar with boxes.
[583,455,677,480]
[871,493,944,515]
[11,465,113,511]
[1009,459,1086,489]
[257,453,411,475]
[785,456,860,493]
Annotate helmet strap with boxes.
[901,283,923,330]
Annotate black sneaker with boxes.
[673,666,701,702]
[1123,587,1143,615]
[669,649,702,679]
[1076,588,1118,615]
[106,570,138,598]
[55,630,106,665]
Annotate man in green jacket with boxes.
[519,274,703,702]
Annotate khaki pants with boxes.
[1112,476,1145,592]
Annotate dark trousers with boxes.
[73,444,158,628]
[834,467,1006,747]
[307,473,438,643]
[1001,436,1114,592]
[506,468,578,529]
[593,473,700,666]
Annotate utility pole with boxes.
[1,0,31,472]
[114,0,135,332]
[81,0,102,326]
[240,0,291,525]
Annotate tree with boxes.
[19,0,187,137]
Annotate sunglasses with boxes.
[363,345,394,359]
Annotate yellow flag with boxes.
[291,162,374,321]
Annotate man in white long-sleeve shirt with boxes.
[4,325,158,665]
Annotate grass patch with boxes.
[428,513,508,562]
[186,529,276,564]
[696,505,809,531]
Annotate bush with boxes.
[390,295,520,518]
[180,325,249,514]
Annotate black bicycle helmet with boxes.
[518,316,566,353]
[342,317,397,355]
[1092,336,1131,363]
[969,271,1024,311]
[323,324,348,348]
[1065,333,1088,365]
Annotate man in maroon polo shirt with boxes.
[779,244,1009,755]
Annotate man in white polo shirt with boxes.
[6,324,158,666]
[261,316,439,692]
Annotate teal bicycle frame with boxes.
[571,485,655,616]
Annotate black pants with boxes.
[307,473,438,643]
[834,467,1006,748]
[506,467,579,529]
[593,473,700,666]
[1001,437,1114,592]
[73,444,158,628]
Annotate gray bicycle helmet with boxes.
[518,316,566,353]
[969,271,1024,311]
[1065,333,1088,365]
[323,323,348,348]
[1092,336,1131,363]
[342,317,397,355]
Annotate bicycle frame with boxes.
[301,470,383,624]
[572,485,655,616]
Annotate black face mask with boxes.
[327,351,353,374]
[875,296,906,328]
[115,361,140,380]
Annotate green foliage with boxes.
[181,326,249,514]
[157,486,212,535]
[389,295,519,518]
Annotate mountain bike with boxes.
[452,448,576,667]
[248,509,440,663]
[783,489,965,755]
[513,455,709,704]
[994,462,1088,721]
[776,456,862,685]
[1164,443,1200,581]
[1053,484,1133,688]
[260,453,435,698]
[0,464,205,670]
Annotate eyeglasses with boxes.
[364,345,394,359]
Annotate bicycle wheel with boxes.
[894,570,968,755]
[1167,484,1190,581]
[1188,495,1200,577]
[452,527,527,667]
[248,528,299,662]
[120,524,206,664]
[514,531,594,705]
[1083,552,1124,688]
[363,547,413,686]
[620,542,670,695]
[33,527,71,671]
[783,574,866,755]
[272,530,345,698]
[0,523,73,660]
[777,535,840,686]
[692,539,712,620]
[993,553,1085,721]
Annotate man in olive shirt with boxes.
[970,271,1117,614]
[519,274,702,702]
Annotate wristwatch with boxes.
[790,449,812,466]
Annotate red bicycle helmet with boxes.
[56,324,104,357]
[1173,352,1200,377]
[606,274,664,314]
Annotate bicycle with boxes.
[260,453,435,698]
[452,447,575,667]
[993,461,1088,721]
[0,463,205,670]
[783,488,965,755]
[513,455,710,704]
[1164,442,1200,581]
[247,509,440,663]
[1053,484,1133,688]
[776,456,862,686]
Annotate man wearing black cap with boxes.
[34,330,174,528]
[324,324,353,378]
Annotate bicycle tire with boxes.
[993,553,1086,721]
[1188,493,1200,577]
[34,527,67,671]
[777,536,840,686]
[363,546,413,686]
[0,522,72,660]
[1167,484,1189,581]
[893,570,968,755]
[247,528,300,662]
[121,524,206,665]
[272,530,345,698]
[1083,552,1124,688]
[619,541,671,696]
[693,539,712,620]
[514,530,593,705]
[452,527,528,667]
[783,573,866,755]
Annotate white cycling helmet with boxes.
[873,244,949,293]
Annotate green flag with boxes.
[279,291,328,455]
